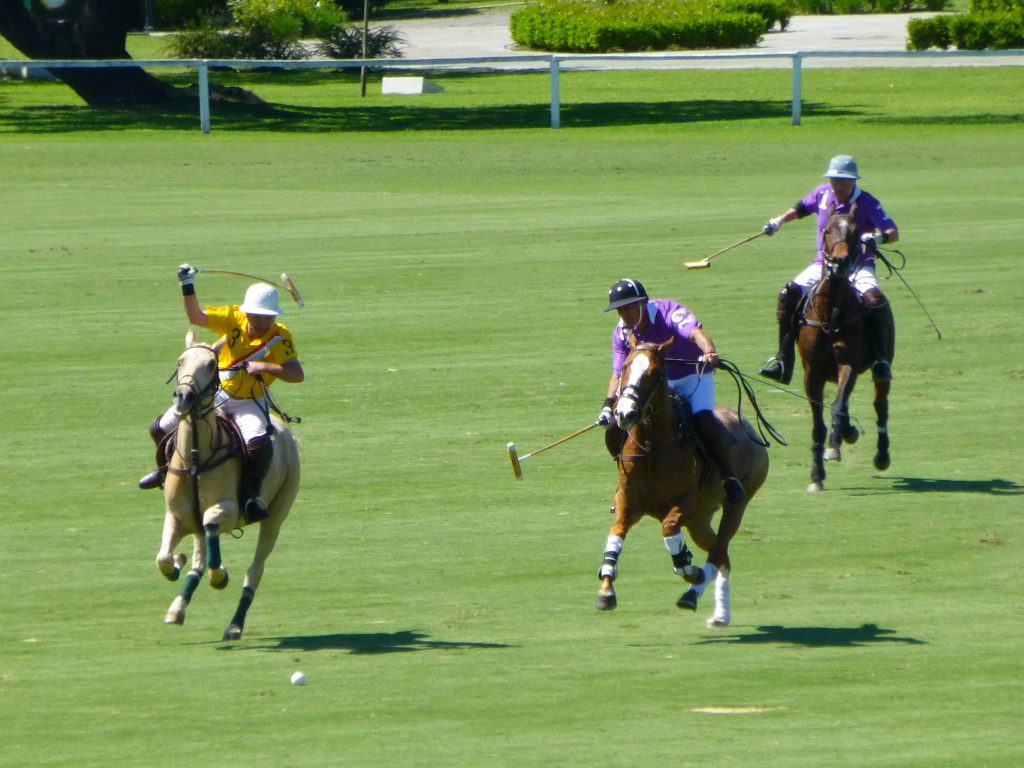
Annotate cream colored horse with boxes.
[155,330,300,640]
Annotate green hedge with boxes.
[907,9,1024,48]
[510,0,771,52]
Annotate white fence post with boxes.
[791,53,802,126]
[550,57,560,129]
[198,62,210,134]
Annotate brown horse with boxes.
[596,340,769,626]
[798,208,892,492]
[155,331,300,640]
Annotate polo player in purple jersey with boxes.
[759,154,899,385]
[600,278,746,504]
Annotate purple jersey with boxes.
[612,299,705,380]
[796,184,896,270]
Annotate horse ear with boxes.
[212,335,227,353]
[849,202,857,219]
[184,329,196,348]
[658,338,674,352]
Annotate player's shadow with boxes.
[696,623,926,648]
[220,629,514,654]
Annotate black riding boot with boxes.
[138,417,168,490]
[862,289,895,381]
[759,282,803,385]
[692,411,747,504]
[241,435,274,523]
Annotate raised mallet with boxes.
[507,421,601,480]
[196,268,305,307]
[683,231,765,270]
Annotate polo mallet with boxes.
[196,268,305,307]
[507,421,600,480]
[683,231,766,270]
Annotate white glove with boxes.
[763,217,784,236]
[598,397,615,426]
[860,231,883,249]
[177,264,197,286]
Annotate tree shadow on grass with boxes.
[846,476,1023,497]
[697,623,926,648]
[0,99,851,133]
[218,629,515,654]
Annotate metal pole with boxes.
[791,53,802,126]
[360,0,369,97]
[549,56,560,129]
[198,62,210,134]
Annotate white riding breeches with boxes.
[157,393,271,444]
[793,261,878,295]
[668,372,715,415]
[214,391,272,443]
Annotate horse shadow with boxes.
[218,629,514,654]
[847,476,1024,497]
[696,623,926,648]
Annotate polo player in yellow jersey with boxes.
[139,265,305,523]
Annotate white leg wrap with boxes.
[599,535,624,580]
[690,563,718,598]
[663,532,686,556]
[710,568,731,626]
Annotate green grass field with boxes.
[1,64,1022,767]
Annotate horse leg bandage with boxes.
[664,533,694,576]
[599,535,624,579]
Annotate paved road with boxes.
[387,6,1022,67]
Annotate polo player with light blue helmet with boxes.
[758,154,899,385]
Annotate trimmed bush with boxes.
[510,0,767,52]
[711,0,792,30]
[155,0,229,29]
[907,9,1024,48]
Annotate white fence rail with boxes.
[3,49,1023,132]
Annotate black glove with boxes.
[178,264,196,295]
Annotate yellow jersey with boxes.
[207,305,298,400]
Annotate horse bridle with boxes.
[172,344,221,417]
[616,345,672,457]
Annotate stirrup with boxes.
[871,360,892,382]
[758,357,792,385]
[138,469,163,490]
[243,497,270,523]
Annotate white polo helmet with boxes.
[823,154,860,180]
[239,283,283,316]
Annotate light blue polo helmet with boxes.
[823,155,860,180]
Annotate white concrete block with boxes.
[381,76,443,95]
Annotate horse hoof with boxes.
[209,568,229,590]
[164,610,184,625]
[595,592,617,611]
[807,481,823,493]
[874,453,891,471]
[824,447,840,462]
[844,427,860,445]
[223,625,243,641]
[706,616,730,628]
[676,589,699,611]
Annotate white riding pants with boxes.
[157,393,271,444]
[793,261,878,295]
[668,372,715,416]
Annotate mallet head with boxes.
[281,273,305,307]
[507,442,523,480]
[683,260,711,270]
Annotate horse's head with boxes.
[614,338,672,431]
[822,203,859,280]
[172,331,220,418]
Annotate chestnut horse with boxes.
[798,208,892,492]
[155,330,300,640]
[596,340,769,627]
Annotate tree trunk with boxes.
[0,0,181,106]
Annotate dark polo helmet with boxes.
[604,278,648,312]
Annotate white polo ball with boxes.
[290,671,306,686]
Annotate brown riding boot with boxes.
[758,282,803,385]
[240,435,274,523]
[138,417,168,490]
[862,289,895,381]
[692,410,747,504]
